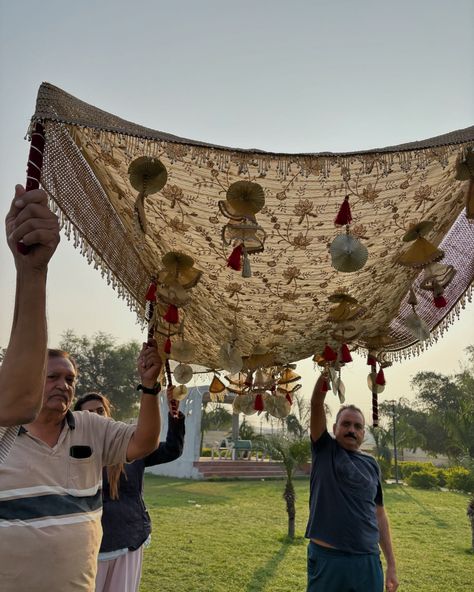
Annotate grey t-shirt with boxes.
[305,430,383,554]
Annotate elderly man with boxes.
[0,185,60,460]
[0,329,163,587]
[306,374,399,592]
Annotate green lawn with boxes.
[140,476,473,592]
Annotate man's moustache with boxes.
[345,433,356,440]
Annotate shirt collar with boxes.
[19,409,76,434]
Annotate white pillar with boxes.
[146,385,207,479]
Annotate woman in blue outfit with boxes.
[74,391,185,592]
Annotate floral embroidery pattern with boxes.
[34,84,473,368]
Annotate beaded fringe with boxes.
[46,195,146,331]
[29,118,471,182]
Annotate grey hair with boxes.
[335,404,365,426]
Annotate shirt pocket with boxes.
[66,453,100,494]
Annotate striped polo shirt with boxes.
[0,426,19,463]
[0,410,135,592]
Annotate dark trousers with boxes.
[307,541,383,592]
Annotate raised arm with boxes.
[310,372,329,442]
[144,410,185,467]
[126,339,162,461]
[0,186,60,426]
[376,505,399,592]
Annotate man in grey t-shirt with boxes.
[305,374,399,592]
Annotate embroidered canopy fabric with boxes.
[30,83,474,369]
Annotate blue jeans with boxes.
[307,542,383,592]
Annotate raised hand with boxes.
[6,185,60,271]
[137,339,163,387]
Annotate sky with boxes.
[0,0,473,425]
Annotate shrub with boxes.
[378,458,392,481]
[398,461,438,479]
[406,470,439,489]
[435,468,447,488]
[201,447,212,457]
[444,467,474,493]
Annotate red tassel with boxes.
[285,393,293,405]
[367,354,377,366]
[254,393,264,412]
[433,295,447,308]
[323,344,338,362]
[340,343,352,363]
[163,304,179,324]
[145,281,157,301]
[227,244,243,271]
[376,368,386,386]
[164,338,172,354]
[334,195,352,226]
[321,378,329,393]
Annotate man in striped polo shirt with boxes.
[1,185,60,461]
[0,339,163,592]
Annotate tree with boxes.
[200,403,233,453]
[264,433,311,539]
[59,330,141,420]
[410,347,474,462]
[239,417,256,440]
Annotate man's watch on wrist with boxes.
[136,382,161,396]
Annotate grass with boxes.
[140,476,473,592]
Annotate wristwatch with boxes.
[136,383,161,395]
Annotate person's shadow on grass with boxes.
[245,537,302,592]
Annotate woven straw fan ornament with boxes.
[233,393,256,415]
[221,181,266,277]
[128,156,168,234]
[327,293,364,323]
[330,196,368,273]
[396,221,444,268]
[403,287,430,341]
[170,339,195,363]
[264,393,291,419]
[220,180,265,218]
[242,344,274,371]
[218,341,244,373]
[173,363,193,384]
[159,251,202,290]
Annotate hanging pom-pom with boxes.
[433,294,447,308]
[227,244,243,271]
[285,393,293,405]
[242,248,252,278]
[340,343,353,363]
[163,304,179,324]
[145,281,157,301]
[322,344,338,362]
[367,353,377,366]
[376,367,386,386]
[254,393,265,412]
[164,337,172,354]
[334,195,352,226]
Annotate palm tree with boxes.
[264,434,311,538]
[200,403,233,454]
